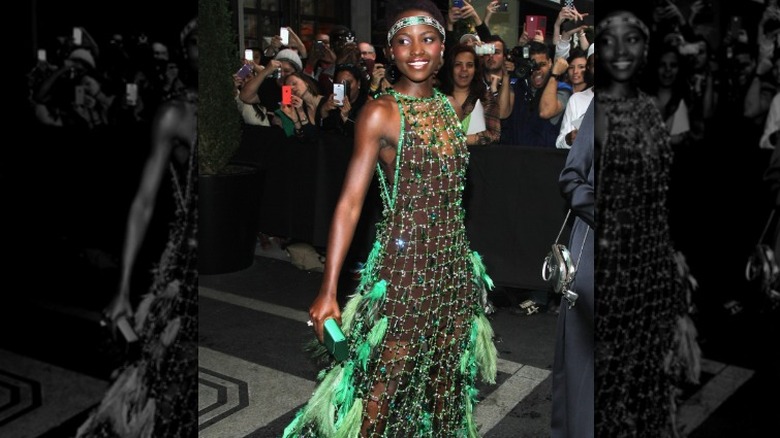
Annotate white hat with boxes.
[68,48,95,69]
[275,49,302,71]
[587,43,594,59]
[460,33,480,44]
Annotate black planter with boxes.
[198,163,262,275]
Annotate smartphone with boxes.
[525,15,548,40]
[453,0,464,8]
[37,49,47,62]
[280,27,289,46]
[73,27,83,46]
[333,83,345,106]
[498,2,509,12]
[236,63,253,79]
[244,48,254,61]
[126,83,138,106]
[363,58,376,74]
[74,85,85,105]
[282,85,292,105]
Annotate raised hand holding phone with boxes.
[236,63,253,79]
[280,27,290,46]
[333,83,345,106]
[244,48,254,61]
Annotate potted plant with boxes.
[198,0,261,274]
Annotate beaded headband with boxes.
[387,15,446,45]
[595,12,649,40]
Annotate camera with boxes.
[508,45,540,79]
[475,43,496,56]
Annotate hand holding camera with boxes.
[371,63,386,88]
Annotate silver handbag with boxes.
[542,210,589,308]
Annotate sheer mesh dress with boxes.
[76,93,198,438]
[284,88,497,437]
[595,91,688,438]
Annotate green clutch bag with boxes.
[323,318,348,362]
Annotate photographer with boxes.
[500,41,572,148]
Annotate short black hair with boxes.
[528,41,551,60]
[385,0,446,32]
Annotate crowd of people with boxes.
[234,0,592,150]
[26,24,195,132]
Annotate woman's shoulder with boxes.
[360,93,398,118]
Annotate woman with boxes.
[76,18,198,438]
[595,10,699,437]
[282,1,497,436]
[565,48,591,94]
[276,71,323,140]
[645,43,691,146]
[440,43,500,145]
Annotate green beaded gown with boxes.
[283,88,498,437]
[75,92,198,438]
[595,91,690,437]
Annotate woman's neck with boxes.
[394,77,435,98]
[598,81,638,99]
[452,87,470,105]
[573,82,587,93]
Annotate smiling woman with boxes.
[281,1,498,437]
[594,9,701,437]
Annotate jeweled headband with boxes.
[595,12,649,40]
[387,15,446,46]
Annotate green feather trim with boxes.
[356,340,372,371]
[462,389,479,438]
[365,279,387,303]
[334,398,363,438]
[333,362,356,428]
[282,408,305,438]
[460,346,471,374]
[470,251,495,291]
[333,361,355,408]
[474,313,497,384]
[317,367,329,381]
[468,385,480,403]
[300,365,341,437]
[357,240,383,292]
[340,292,363,333]
[367,316,388,347]
[305,339,332,368]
